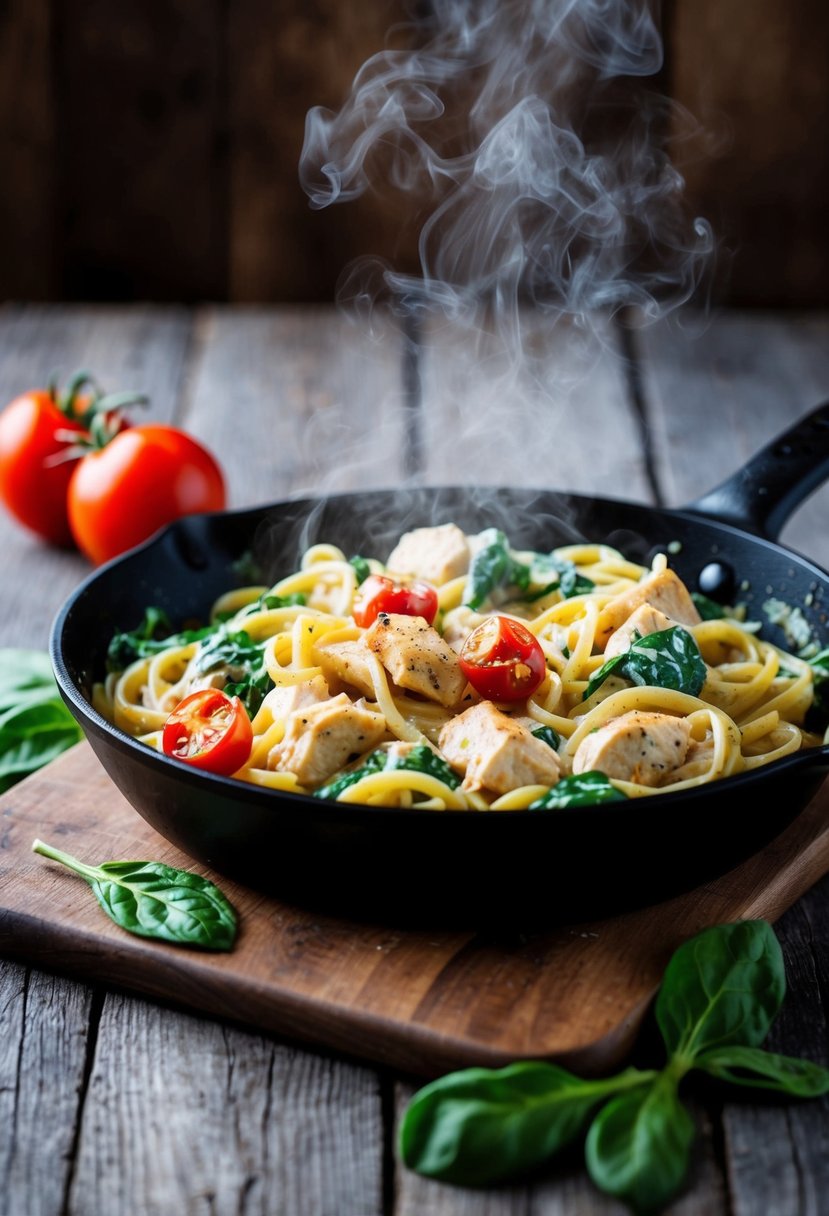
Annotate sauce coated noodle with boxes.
[94,529,825,810]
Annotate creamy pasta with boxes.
[94,525,825,811]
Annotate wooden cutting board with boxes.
[2,741,828,1079]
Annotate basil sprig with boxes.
[584,625,707,702]
[33,838,237,951]
[399,920,829,1209]
[0,650,83,793]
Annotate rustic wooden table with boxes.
[1,303,828,1215]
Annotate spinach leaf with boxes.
[463,528,512,609]
[695,1045,829,1097]
[655,920,786,1066]
[399,919,829,1208]
[691,591,728,620]
[526,553,595,600]
[530,724,560,751]
[585,1071,695,1215]
[0,650,83,792]
[32,838,237,951]
[314,743,459,800]
[399,1062,654,1187]
[194,628,272,716]
[106,608,216,671]
[806,647,829,729]
[254,592,307,611]
[349,555,372,585]
[463,531,595,609]
[584,626,707,702]
[528,771,627,809]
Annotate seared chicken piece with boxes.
[572,710,692,787]
[268,693,387,787]
[595,569,701,651]
[439,700,562,794]
[603,603,674,659]
[315,638,376,698]
[260,674,330,719]
[364,612,467,707]
[385,523,471,587]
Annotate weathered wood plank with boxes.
[0,0,55,300]
[180,306,406,504]
[0,960,96,1216]
[721,885,829,1216]
[227,0,417,303]
[0,304,194,646]
[636,310,829,571]
[666,0,829,307]
[416,312,653,502]
[69,995,384,1216]
[57,0,226,301]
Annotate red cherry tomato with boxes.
[0,389,88,546]
[459,615,547,702]
[67,424,226,565]
[353,573,439,627]
[162,689,253,776]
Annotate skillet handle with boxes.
[683,401,829,540]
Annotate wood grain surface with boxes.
[2,739,828,1080]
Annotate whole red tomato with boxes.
[0,372,142,547]
[67,424,226,565]
[0,386,89,546]
[352,573,439,628]
[459,615,547,702]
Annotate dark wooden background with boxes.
[1,0,826,307]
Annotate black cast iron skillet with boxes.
[51,404,829,927]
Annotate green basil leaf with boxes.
[400,1061,652,1187]
[314,743,459,800]
[194,629,272,717]
[528,771,627,809]
[32,839,237,951]
[694,1045,829,1097]
[584,626,707,702]
[0,648,62,710]
[655,920,786,1066]
[585,1071,695,1214]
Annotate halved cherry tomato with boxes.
[67,424,226,565]
[352,573,439,627]
[162,689,253,776]
[458,615,547,702]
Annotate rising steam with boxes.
[299,0,714,342]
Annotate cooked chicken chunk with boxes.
[385,523,471,587]
[603,603,674,659]
[572,710,692,787]
[260,674,330,720]
[439,701,562,794]
[595,569,701,651]
[364,612,467,707]
[268,693,387,787]
[315,638,376,698]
